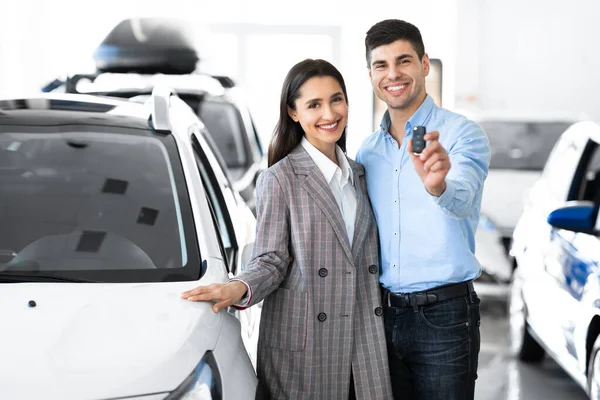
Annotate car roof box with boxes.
[93,18,199,75]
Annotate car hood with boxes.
[0,280,225,400]
[481,169,541,235]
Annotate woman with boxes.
[182,59,392,399]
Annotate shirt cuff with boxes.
[430,180,455,207]
[229,278,252,310]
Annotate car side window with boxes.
[574,140,600,202]
[543,135,583,200]
[191,129,238,269]
[197,100,249,169]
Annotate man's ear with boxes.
[287,106,299,122]
[422,53,431,78]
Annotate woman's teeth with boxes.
[319,121,338,129]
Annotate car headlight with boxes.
[166,352,222,400]
[478,215,497,232]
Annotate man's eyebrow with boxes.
[396,54,414,62]
[371,54,414,67]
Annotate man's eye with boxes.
[332,97,343,103]
[400,59,410,65]
[375,65,385,70]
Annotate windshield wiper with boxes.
[0,272,98,283]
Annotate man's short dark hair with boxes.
[365,19,425,68]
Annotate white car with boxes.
[0,90,260,399]
[477,113,578,246]
[463,110,581,296]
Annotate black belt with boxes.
[382,280,475,308]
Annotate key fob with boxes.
[412,126,426,154]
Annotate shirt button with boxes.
[393,264,397,268]
[394,199,397,203]
[394,232,397,236]
[374,307,383,316]
[368,265,378,274]
[318,312,327,322]
[394,168,398,172]
[318,268,328,277]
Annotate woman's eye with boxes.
[308,103,319,109]
[332,97,343,103]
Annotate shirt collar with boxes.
[406,94,435,131]
[378,94,436,136]
[301,137,353,185]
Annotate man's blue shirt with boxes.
[356,95,490,292]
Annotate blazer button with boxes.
[317,312,327,322]
[318,268,328,277]
[374,307,383,316]
[368,265,378,274]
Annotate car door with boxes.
[544,138,600,365]
[190,126,260,369]
[519,130,585,349]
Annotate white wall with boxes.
[455,0,600,120]
[0,0,458,157]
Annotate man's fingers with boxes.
[419,140,443,159]
[424,130,439,141]
[428,160,446,173]
[423,153,442,171]
[429,158,451,173]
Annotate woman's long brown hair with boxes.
[268,59,348,167]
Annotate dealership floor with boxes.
[476,298,587,400]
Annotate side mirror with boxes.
[241,242,254,271]
[547,201,597,234]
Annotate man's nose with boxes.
[387,66,401,80]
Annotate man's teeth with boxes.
[319,121,338,129]
[387,84,406,91]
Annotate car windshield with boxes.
[480,121,572,171]
[198,100,248,169]
[0,128,201,283]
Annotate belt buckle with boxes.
[426,293,438,304]
[414,293,427,306]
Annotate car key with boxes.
[412,126,426,154]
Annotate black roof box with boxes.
[93,18,199,75]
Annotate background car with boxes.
[44,18,266,213]
[0,90,259,399]
[456,109,581,253]
[509,120,600,398]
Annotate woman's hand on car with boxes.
[181,281,248,312]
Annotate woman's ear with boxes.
[287,106,299,122]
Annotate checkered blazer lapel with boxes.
[349,160,370,262]
[288,145,354,264]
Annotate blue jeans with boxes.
[383,291,481,400]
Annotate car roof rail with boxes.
[64,73,100,94]
[211,75,235,89]
[150,86,172,133]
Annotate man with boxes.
[356,19,490,400]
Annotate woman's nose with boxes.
[322,105,335,120]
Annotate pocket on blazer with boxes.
[261,288,308,352]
